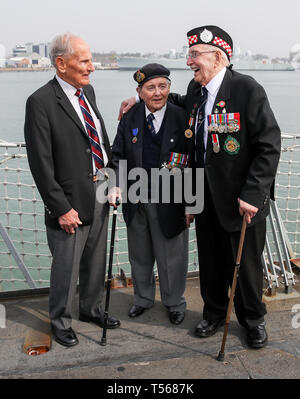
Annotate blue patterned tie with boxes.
[196,86,208,168]
[146,113,156,136]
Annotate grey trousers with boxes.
[127,204,189,312]
[47,191,109,330]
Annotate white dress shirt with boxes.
[55,75,108,172]
[145,104,167,133]
[196,67,227,151]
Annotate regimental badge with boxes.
[135,70,145,83]
[185,129,193,139]
[200,29,213,43]
[224,136,240,155]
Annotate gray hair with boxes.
[49,33,79,67]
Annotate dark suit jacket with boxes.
[111,102,192,238]
[24,77,111,229]
[169,67,281,232]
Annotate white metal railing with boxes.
[0,134,298,294]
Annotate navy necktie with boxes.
[196,86,208,168]
[146,113,156,136]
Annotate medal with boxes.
[218,124,225,133]
[228,124,235,133]
[132,127,139,143]
[224,136,240,155]
[185,129,193,138]
[212,133,220,153]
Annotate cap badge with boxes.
[136,70,146,83]
[200,29,213,43]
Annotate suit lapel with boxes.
[51,78,87,136]
[206,68,232,163]
[130,103,145,167]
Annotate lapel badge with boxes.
[217,101,226,108]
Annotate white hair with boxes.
[206,44,230,66]
[49,33,79,67]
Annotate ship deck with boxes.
[1,276,300,381]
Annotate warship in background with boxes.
[117,45,295,71]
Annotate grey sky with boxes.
[1,0,299,57]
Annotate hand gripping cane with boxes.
[100,198,120,346]
[217,215,247,361]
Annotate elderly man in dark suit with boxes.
[24,33,120,347]
[169,25,281,348]
[119,26,281,348]
[110,64,192,325]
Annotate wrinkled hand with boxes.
[58,208,82,234]
[185,214,195,228]
[108,187,122,208]
[118,96,137,120]
[238,198,258,224]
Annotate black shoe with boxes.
[52,327,79,347]
[195,318,225,338]
[79,314,120,329]
[128,305,145,318]
[169,311,185,325]
[247,322,268,349]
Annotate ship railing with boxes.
[0,134,299,296]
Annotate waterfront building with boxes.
[25,42,49,57]
[12,45,27,57]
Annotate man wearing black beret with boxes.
[110,63,192,325]
[119,26,281,349]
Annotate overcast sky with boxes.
[1,0,299,57]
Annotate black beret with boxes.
[187,25,233,61]
[133,63,170,86]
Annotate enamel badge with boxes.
[224,136,240,155]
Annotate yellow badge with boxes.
[136,70,145,83]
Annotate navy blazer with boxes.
[111,102,192,238]
[24,77,111,229]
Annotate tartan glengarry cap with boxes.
[187,25,233,60]
[133,63,171,86]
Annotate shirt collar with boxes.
[55,74,80,100]
[205,67,226,97]
[145,103,167,122]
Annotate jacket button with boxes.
[86,148,91,153]
[88,172,93,178]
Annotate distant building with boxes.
[25,42,49,57]
[12,45,27,57]
[0,44,6,67]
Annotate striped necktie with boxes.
[75,89,104,171]
[146,113,156,136]
[196,86,208,168]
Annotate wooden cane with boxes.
[217,215,247,361]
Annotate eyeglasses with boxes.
[186,50,217,59]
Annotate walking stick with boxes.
[217,215,247,361]
[100,198,120,346]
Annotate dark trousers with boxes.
[195,183,267,329]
